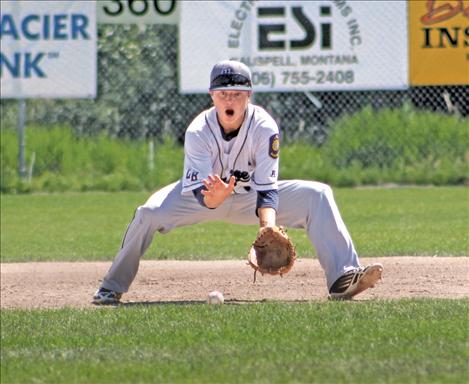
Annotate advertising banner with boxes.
[1,0,96,99]
[409,0,469,85]
[180,0,408,93]
[97,0,178,25]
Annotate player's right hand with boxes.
[201,175,235,208]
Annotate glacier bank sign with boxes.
[0,0,96,99]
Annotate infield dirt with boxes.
[1,257,468,309]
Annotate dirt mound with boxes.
[1,257,468,309]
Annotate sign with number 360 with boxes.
[97,0,178,25]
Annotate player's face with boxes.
[210,90,251,130]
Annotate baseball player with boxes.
[93,60,383,305]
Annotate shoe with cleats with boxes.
[329,263,383,300]
[92,287,122,305]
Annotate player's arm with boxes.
[182,128,214,201]
[252,119,280,227]
[258,206,276,227]
[257,188,278,227]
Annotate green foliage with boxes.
[1,188,467,262]
[1,126,183,193]
[322,105,469,186]
[2,300,468,383]
[279,106,469,187]
[1,106,468,193]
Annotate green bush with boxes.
[1,106,468,193]
[321,105,468,186]
[1,126,183,193]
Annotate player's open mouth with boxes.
[225,109,234,117]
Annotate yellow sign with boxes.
[409,0,469,85]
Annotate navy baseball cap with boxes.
[209,60,252,91]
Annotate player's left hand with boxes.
[201,174,235,208]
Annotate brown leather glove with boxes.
[248,226,296,282]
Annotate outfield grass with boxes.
[1,300,468,384]
[1,187,468,262]
[2,188,468,384]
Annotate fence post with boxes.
[17,99,27,180]
[148,140,154,171]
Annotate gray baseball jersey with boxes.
[182,104,279,195]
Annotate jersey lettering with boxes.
[185,169,199,182]
[231,169,251,183]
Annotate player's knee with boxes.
[303,181,334,205]
[301,180,331,194]
[134,204,172,234]
[135,205,159,225]
[318,182,333,197]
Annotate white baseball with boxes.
[207,290,224,305]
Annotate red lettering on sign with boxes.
[421,0,469,25]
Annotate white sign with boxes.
[1,0,96,99]
[180,1,408,93]
[97,0,178,25]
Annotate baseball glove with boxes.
[248,226,296,282]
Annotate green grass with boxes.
[1,300,468,384]
[337,186,469,256]
[1,188,468,384]
[1,187,468,262]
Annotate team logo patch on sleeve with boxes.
[269,134,280,159]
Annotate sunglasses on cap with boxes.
[210,74,252,89]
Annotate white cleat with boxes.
[92,288,122,305]
[329,263,383,300]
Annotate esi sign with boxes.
[233,5,334,51]
[180,1,408,93]
[0,1,96,99]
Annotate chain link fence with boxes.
[1,24,468,190]
[1,24,468,142]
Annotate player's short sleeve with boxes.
[181,129,212,195]
[251,111,280,191]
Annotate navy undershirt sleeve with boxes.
[192,185,206,207]
[256,189,279,216]
[192,186,216,209]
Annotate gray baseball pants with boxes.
[101,180,360,293]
